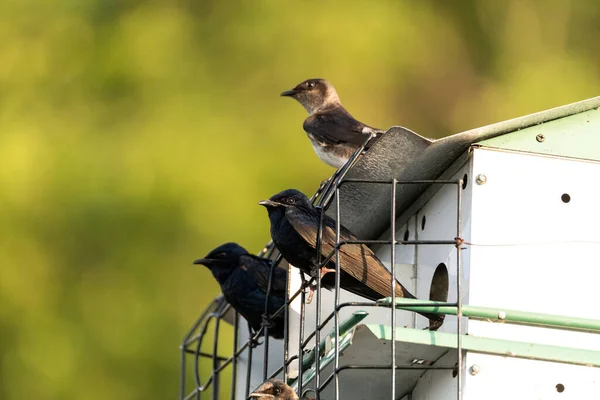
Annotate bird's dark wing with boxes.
[239,254,287,294]
[303,107,381,146]
[286,208,408,299]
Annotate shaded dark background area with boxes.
[1,1,598,399]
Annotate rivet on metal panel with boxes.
[469,364,480,376]
[536,134,545,142]
[498,311,506,320]
[475,174,487,185]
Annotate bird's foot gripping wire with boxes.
[308,266,336,279]
[260,314,275,334]
[261,313,275,331]
[248,333,263,349]
[248,336,263,349]
[299,273,315,304]
[306,284,317,304]
[305,267,336,304]
[319,266,335,279]
[317,178,330,194]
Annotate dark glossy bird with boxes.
[248,379,301,400]
[281,78,384,168]
[193,243,287,339]
[259,189,443,327]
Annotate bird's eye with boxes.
[273,388,281,395]
[286,197,296,204]
[217,252,227,258]
[307,81,315,88]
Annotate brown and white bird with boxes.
[248,379,300,400]
[281,78,384,168]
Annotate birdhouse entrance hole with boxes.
[429,263,449,326]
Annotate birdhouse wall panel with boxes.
[468,148,600,348]
[411,351,459,400]
[375,215,418,266]
[462,353,599,400]
[374,215,418,325]
[381,160,473,333]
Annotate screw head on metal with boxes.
[476,174,487,185]
[498,311,506,320]
[469,364,481,376]
[536,134,545,142]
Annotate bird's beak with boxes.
[193,258,213,266]
[247,394,274,399]
[280,89,297,97]
[258,199,281,208]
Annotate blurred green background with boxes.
[1,1,598,399]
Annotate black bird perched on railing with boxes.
[281,78,385,169]
[193,243,287,339]
[249,379,313,400]
[259,189,443,328]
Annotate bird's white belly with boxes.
[310,141,347,168]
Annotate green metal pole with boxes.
[378,298,600,333]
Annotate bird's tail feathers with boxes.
[394,281,444,327]
[395,281,415,299]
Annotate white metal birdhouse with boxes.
[181,96,600,400]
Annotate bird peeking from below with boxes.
[248,379,305,400]
[193,242,287,339]
[281,78,385,169]
[259,189,443,330]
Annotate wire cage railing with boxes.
[180,135,466,400]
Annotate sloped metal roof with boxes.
[326,96,600,240]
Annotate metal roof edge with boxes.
[447,95,600,146]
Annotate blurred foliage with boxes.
[0,0,598,399]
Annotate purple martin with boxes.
[281,78,384,168]
[193,242,287,339]
[248,379,303,400]
[259,189,443,327]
